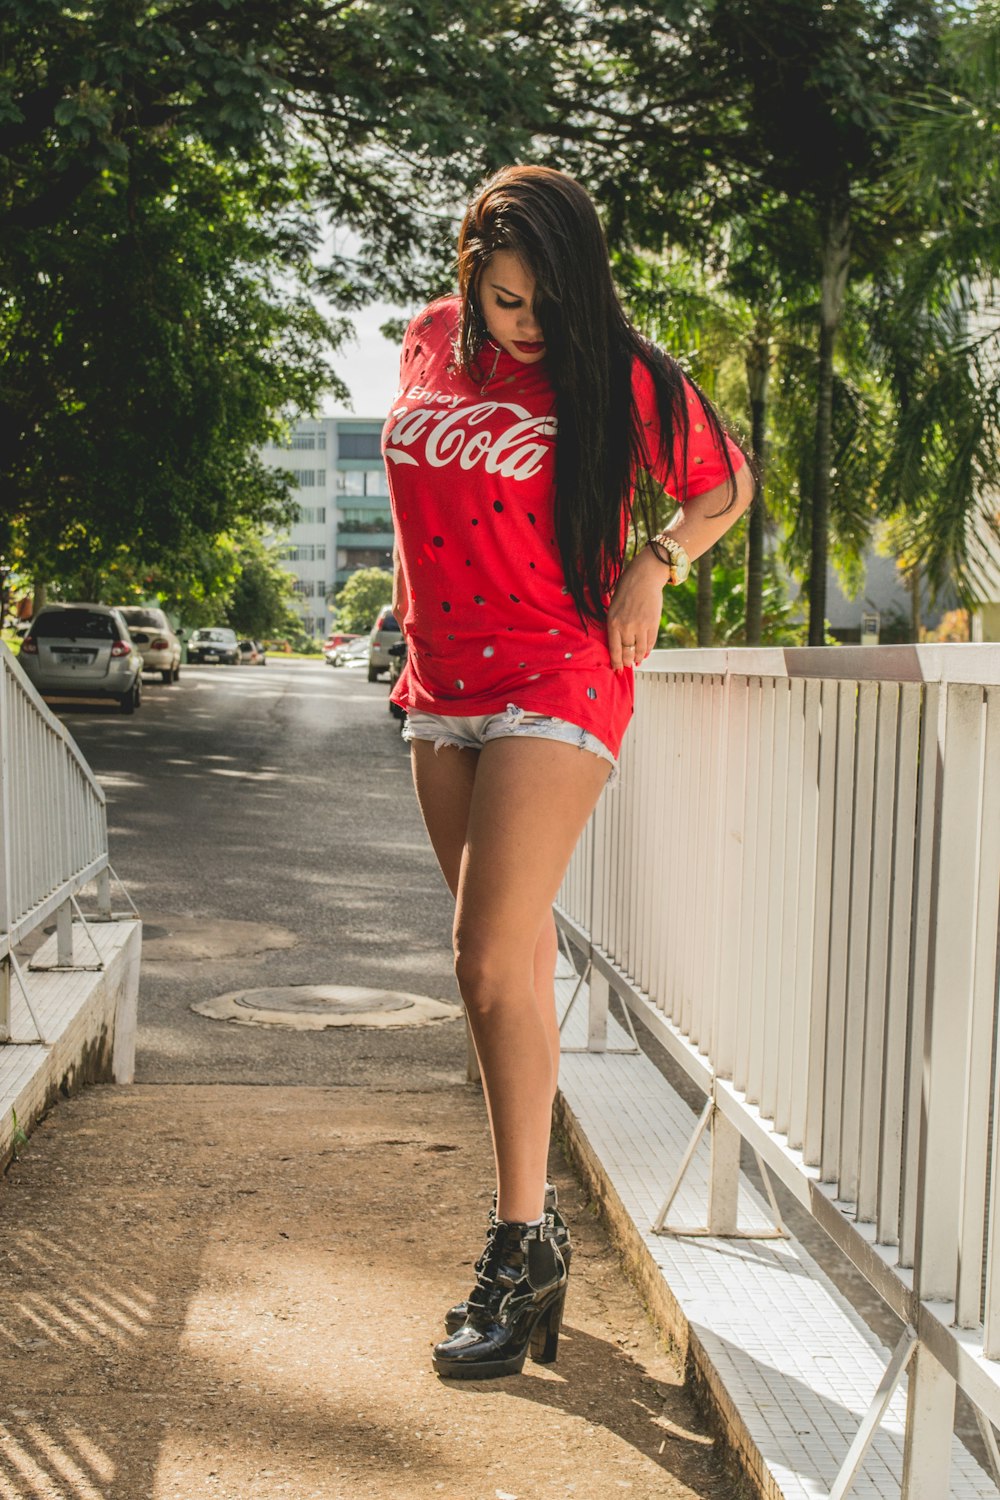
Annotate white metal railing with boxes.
[0,641,111,1041]
[556,643,1000,1498]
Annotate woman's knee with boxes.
[453,935,532,1014]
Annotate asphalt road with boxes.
[59,659,467,1089]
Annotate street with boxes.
[64,660,466,1089]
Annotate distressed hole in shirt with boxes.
[493,501,504,513]
[474,595,485,605]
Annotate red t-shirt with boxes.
[381,296,744,757]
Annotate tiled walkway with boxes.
[555,959,1000,1500]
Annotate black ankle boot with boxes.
[432,1219,567,1379]
[444,1185,572,1335]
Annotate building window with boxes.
[294,470,317,487]
[291,434,316,450]
[343,548,392,570]
[295,506,326,524]
[340,508,392,533]
[281,544,327,562]
[292,580,315,597]
[337,469,388,497]
[339,432,382,460]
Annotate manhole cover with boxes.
[191,984,460,1030]
[234,986,408,1016]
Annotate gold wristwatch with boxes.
[646,532,692,586]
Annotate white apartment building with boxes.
[259,417,391,638]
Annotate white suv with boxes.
[368,606,401,682]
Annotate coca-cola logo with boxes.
[384,401,557,481]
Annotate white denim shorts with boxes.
[402,702,619,786]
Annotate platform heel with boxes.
[529,1286,565,1364]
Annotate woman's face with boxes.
[478,250,546,364]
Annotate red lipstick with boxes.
[514,341,545,353]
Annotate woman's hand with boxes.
[606,548,669,672]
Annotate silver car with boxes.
[18,603,144,714]
[118,606,182,684]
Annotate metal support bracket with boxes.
[29,892,105,973]
[652,1096,788,1239]
[558,953,640,1055]
[828,1325,918,1499]
[5,951,49,1045]
[85,862,140,923]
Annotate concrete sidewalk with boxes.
[0,1080,732,1500]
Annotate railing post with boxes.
[900,1344,955,1499]
[588,968,609,1052]
[56,898,73,967]
[96,866,112,918]
[0,956,9,1044]
[913,684,984,1301]
[707,1107,741,1235]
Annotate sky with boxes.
[322,298,406,421]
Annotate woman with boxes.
[382,165,754,1380]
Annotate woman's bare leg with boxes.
[533,909,560,1103]
[411,743,563,1093]
[452,738,609,1222]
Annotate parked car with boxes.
[187,627,241,665]
[238,639,267,665]
[329,637,371,668]
[323,633,363,665]
[18,603,143,713]
[387,639,407,721]
[368,606,402,682]
[117,606,182,684]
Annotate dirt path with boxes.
[0,1083,728,1500]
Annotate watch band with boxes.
[646,532,692,586]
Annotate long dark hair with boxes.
[456,165,744,624]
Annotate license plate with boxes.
[205,652,219,660]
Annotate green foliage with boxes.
[10,1107,28,1160]
[225,534,299,638]
[0,0,558,599]
[333,568,393,634]
[659,560,805,648]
